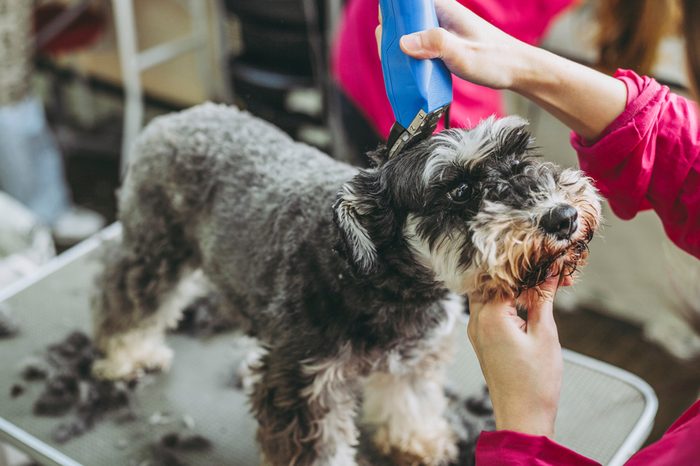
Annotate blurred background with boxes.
[0,0,698,456]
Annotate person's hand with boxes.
[375,0,532,90]
[467,278,563,438]
[375,0,628,140]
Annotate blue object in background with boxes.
[379,0,453,129]
[0,96,70,225]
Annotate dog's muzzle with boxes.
[518,228,593,293]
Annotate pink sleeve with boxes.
[626,400,700,465]
[476,431,600,465]
[571,69,700,259]
[476,402,700,465]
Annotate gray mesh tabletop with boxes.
[0,225,657,466]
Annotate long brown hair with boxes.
[683,0,700,96]
[596,0,680,76]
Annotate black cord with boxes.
[301,0,326,115]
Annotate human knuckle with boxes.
[434,27,449,48]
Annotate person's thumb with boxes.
[526,277,559,334]
[399,27,458,60]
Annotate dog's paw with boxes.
[235,344,266,393]
[92,341,173,380]
[374,421,457,466]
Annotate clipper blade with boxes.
[386,105,449,159]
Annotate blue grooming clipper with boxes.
[379,0,453,159]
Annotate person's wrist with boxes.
[507,42,549,94]
[495,414,556,438]
[493,401,557,438]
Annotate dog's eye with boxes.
[448,183,471,203]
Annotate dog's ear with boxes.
[366,144,389,168]
[332,169,391,276]
[491,115,532,156]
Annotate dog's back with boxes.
[121,103,355,224]
[94,104,358,353]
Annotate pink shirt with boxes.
[476,70,700,464]
[331,0,575,137]
[476,399,700,465]
[572,70,700,259]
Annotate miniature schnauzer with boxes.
[92,103,601,466]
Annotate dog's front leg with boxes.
[363,360,457,466]
[251,345,359,466]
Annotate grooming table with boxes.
[0,224,657,466]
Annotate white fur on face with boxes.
[467,200,544,294]
[404,214,469,293]
[558,168,602,231]
[422,115,530,186]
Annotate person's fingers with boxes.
[434,0,470,17]
[433,0,484,38]
[399,27,461,60]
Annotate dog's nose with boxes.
[540,204,578,239]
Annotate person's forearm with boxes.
[510,45,628,142]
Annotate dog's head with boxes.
[333,116,601,301]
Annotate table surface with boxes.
[0,225,657,466]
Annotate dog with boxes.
[91,103,601,466]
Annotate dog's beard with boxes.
[406,211,597,301]
[518,237,591,293]
[473,217,596,300]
